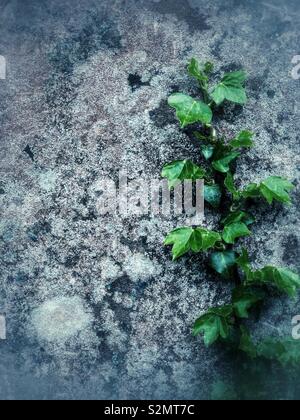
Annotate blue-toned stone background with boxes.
[0,0,300,400]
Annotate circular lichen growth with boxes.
[31,296,93,344]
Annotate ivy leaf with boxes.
[204,184,222,208]
[258,338,300,367]
[230,130,254,149]
[188,58,208,83]
[221,211,255,227]
[248,266,300,297]
[241,183,260,199]
[211,71,247,106]
[210,250,236,278]
[259,177,294,205]
[232,286,265,318]
[201,144,215,160]
[239,327,257,359]
[194,132,215,160]
[238,251,300,297]
[204,61,214,74]
[162,160,205,188]
[242,176,294,205]
[211,140,229,159]
[168,93,213,128]
[211,381,238,401]
[193,305,234,346]
[212,152,240,173]
[222,222,251,244]
[164,227,221,260]
[224,172,241,200]
[236,248,255,279]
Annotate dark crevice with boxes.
[146,0,210,33]
[23,145,34,161]
[128,73,150,92]
[149,99,176,128]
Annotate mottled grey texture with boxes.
[0,0,300,400]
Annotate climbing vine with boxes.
[163,58,300,366]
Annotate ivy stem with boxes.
[199,81,210,105]
[230,202,242,212]
[210,127,217,141]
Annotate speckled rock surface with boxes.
[0,0,300,400]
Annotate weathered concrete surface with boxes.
[0,0,299,400]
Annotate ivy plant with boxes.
[162,58,300,366]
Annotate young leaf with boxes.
[193,305,234,346]
[168,93,213,128]
[212,152,240,173]
[210,250,236,278]
[232,286,265,318]
[211,71,247,106]
[188,58,208,83]
[162,160,205,188]
[248,266,300,297]
[201,144,215,160]
[222,222,251,244]
[221,211,255,227]
[239,326,257,359]
[204,184,222,208]
[224,172,241,200]
[164,227,221,260]
[230,130,254,149]
[204,62,214,74]
[259,176,294,205]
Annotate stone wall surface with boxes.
[0,0,300,400]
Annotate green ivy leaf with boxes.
[204,62,214,74]
[164,227,221,260]
[237,251,300,297]
[193,132,215,159]
[242,176,294,205]
[221,211,255,227]
[232,286,265,318]
[162,160,205,188]
[211,381,238,401]
[193,305,234,346]
[259,177,294,205]
[257,338,300,367]
[241,183,260,199]
[239,326,257,359]
[201,144,215,160]
[230,131,254,148]
[212,152,240,173]
[222,222,251,244]
[210,250,236,278]
[168,93,213,128]
[204,184,222,208]
[248,267,300,297]
[211,71,247,106]
[236,248,255,279]
[188,58,208,83]
[224,172,241,200]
